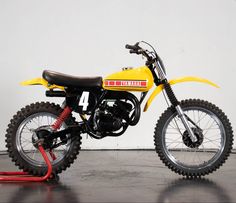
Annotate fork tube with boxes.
[163,81,197,142]
[175,105,197,142]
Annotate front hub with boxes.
[182,128,203,148]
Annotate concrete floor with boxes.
[0,150,235,203]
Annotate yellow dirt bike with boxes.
[6,41,233,177]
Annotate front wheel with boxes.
[154,99,233,177]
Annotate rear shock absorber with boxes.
[52,106,72,130]
[50,106,72,160]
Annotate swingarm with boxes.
[33,124,84,149]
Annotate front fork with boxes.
[163,82,197,142]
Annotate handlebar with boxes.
[125,43,142,55]
[126,42,152,61]
[125,41,167,82]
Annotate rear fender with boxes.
[20,78,65,90]
[143,76,219,112]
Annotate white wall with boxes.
[0,0,235,150]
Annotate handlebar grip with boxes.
[125,44,136,50]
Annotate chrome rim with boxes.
[16,112,71,167]
[162,107,226,170]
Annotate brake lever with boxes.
[129,48,144,54]
[134,42,140,47]
[129,49,139,54]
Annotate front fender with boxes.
[143,76,219,112]
[20,78,65,90]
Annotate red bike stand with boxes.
[0,145,53,182]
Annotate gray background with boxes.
[0,0,235,150]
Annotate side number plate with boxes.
[78,91,90,111]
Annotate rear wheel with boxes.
[5,102,82,176]
[154,99,233,177]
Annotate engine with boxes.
[93,100,133,133]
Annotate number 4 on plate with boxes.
[79,91,90,111]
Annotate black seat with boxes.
[43,70,102,88]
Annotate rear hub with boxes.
[32,126,53,149]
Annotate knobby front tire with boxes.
[154,99,233,177]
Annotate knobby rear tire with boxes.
[5,102,82,176]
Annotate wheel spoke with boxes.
[196,112,208,126]
[21,137,32,142]
[192,110,196,123]
[31,118,39,127]
[203,120,217,136]
[21,142,32,148]
[24,125,32,133]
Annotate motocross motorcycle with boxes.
[5,41,233,177]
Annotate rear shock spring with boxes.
[52,106,72,130]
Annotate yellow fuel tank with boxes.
[103,66,154,92]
